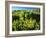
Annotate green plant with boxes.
[12,9,40,31]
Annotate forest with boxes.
[12,8,40,31]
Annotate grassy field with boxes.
[12,9,40,31]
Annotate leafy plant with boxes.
[12,9,40,31]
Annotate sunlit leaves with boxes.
[12,9,40,31]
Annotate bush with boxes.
[12,10,40,31]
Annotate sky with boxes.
[12,6,39,11]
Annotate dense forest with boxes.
[12,9,40,31]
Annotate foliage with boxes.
[12,9,40,31]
